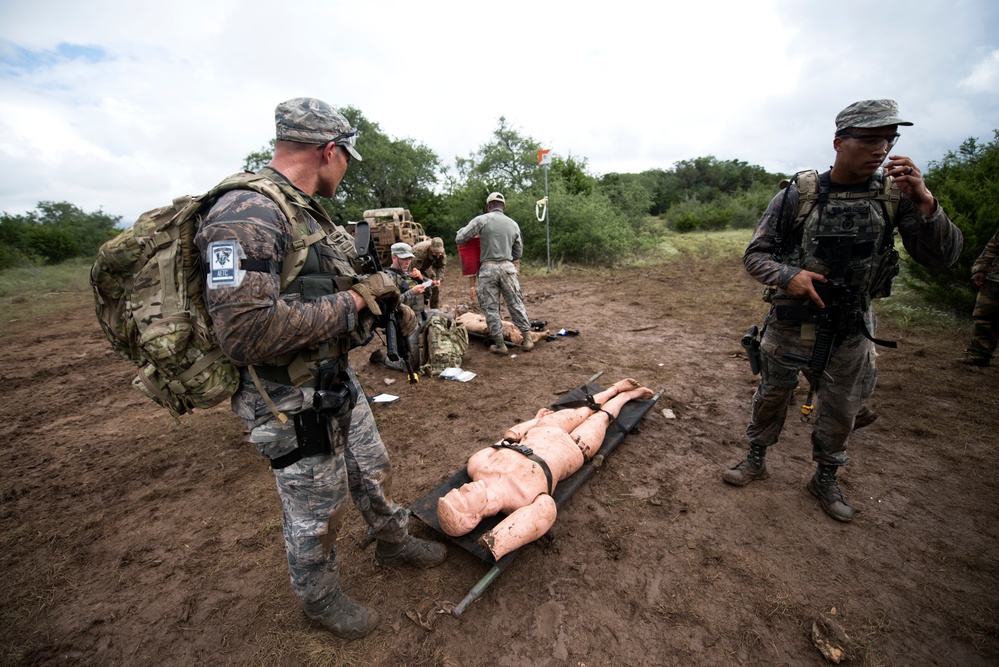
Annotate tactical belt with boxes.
[491,441,554,495]
[253,352,347,388]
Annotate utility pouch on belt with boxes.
[271,366,357,470]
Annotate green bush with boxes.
[910,130,999,314]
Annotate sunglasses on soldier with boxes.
[837,133,901,150]
[317,133,356,163]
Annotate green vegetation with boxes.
[0,258,92,327]
[910,130,999,314]
[0,202,120,270]
[1,108,993,314]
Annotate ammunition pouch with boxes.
[869,246,900,299]
[283,272,357,301]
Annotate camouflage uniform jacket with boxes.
[195,166,363,367]
[412,239,447,277]
[971,228,999,284]
[455,211,523,263]
[745,170,963,299]
[386,266,424,313]
[194,166,378,458]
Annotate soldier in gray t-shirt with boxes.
[455,192,534,354]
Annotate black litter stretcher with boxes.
[409,371,664,616]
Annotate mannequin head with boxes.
[438,480,491,536]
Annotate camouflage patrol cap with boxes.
[391,242,415,259]
[274,97,363,161]
[835,99,913,132]
[430,237,444,252]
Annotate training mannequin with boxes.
[456,312,547,348]
[437,378,653,558]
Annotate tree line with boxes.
[1,110,996,313]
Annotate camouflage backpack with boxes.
[420,313,469,376]
[91,172,313,417]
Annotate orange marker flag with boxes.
[537,149,551,165]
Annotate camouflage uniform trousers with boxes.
[424,265,443,309]
[746,318,875,466]
[476,260,531,340]
[235,367,408,609]
[966,279,999,361]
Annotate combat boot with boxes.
[722,444,769,486]
[304,588,380,640]
[375,535,448,568]
[807,465,854,523]
[852,405,879,430]
[519,331,534,351]
[957,355,990,367]
[489,336,509,355]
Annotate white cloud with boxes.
[1,0,997,222]
[960,49,999,92]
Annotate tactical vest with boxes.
[386,266,424,313]
[240,168,363,388]
[775,169,901,304]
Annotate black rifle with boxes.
[352,221,419,384]
[777,234,870,419]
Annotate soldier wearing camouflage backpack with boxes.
[194,98,446,640]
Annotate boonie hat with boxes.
[486,192,505,205]
[430,237,445,252]
[274,97,363,161]
[391,242,415,259]
[835,99,913,133]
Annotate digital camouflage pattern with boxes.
[744,168,962,461]
[834,98,913,132]
[971,227,999,281]
[476,261,532,340]
[413,238,447,309]
[197,167,410,613]
[965,228,999,362]
[386,266,424,313]
[455,210,523,263]
[258,371,408,609]
[455,208,530,340]
[274,97,362,161]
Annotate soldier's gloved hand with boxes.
[352,272,400,317]
[396,304,418,337]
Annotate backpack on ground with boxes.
[420,313,469,376]
[90,172,308,417]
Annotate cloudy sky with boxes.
[1,0,997,224]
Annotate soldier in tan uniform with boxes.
[959,227,999,367]
[724,99,962,522]
[412,237,446,308]
[194,98,445,640]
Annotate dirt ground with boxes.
[2,247,998,667]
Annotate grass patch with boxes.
[0,259,92,327]
[658,228,753,261]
